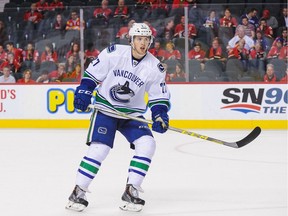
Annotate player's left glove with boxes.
[151,105,169,133]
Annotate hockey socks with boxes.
[128,155,151,186]
[76,143,110,190]
[127,135,155,186]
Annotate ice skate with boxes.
[120,184,145,212]
[66,185,89,212]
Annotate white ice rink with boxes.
[0,128,287,216]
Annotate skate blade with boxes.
[119,201,143,212]
[65,201,86,212]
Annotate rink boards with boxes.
[0,83,286,129]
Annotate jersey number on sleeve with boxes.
[160,82,167,93]
[92,58,100,66]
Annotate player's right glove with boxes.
[151,105,169,134]
[74,85,93,111]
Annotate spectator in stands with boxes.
[0,66,16,83]
[49,63,66,82]
[0,21,8,45]
[168,63,186,82]
[236,17,255,39]
[115,19,135,40]
[0,53,21,80]
[188,42,206,71]
[90,0,113,27]
[261,9,278,37]
[66,42,81,65]
[49,0,64,12]
[254,30,268,51]
[6,42,23,63]
[203,10,219,36]
[52,13,66,34]
[36,70,50,83]
[165,41,182,60]
[22,42,40,71]
[272,27,287,47]
[113,0,130,24]
[220,8,238,28]
[173,15,196,47]
[228,38,249,71]
[23,3,43,30]
[278,7,288,28]
[64,63,81,82]
[227,25,254,51]
[257,18,274,39]
[267,38,284,59]
[249,41,266,78]
[204,37,226,62]
[17,69,36,84]
[0,44,7,63]
[249,41,266,60]
[188,42,205,61]
[22,42,40,64]
[156,19,175,43]
[150,0,169,19]
[36,0,49,15]
[149,40,166,62]
[263,63,277,82]
[40,42,58,63]
[65,55,77,75]
[240,8,259,29]
[280,68,288,83]
[66,10,84,31]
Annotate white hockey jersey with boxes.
[84,44,171,116]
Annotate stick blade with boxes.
[234,126,261,148]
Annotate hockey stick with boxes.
[88,104,261,148]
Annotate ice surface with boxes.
[0,128,286,216]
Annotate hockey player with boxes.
[66,23,170,212]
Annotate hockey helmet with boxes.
[128,23,153,47]
[129,23,152,37]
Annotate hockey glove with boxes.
[151,105,169,133]
[74,85,93,111]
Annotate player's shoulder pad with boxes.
[157,62,165,73]
[106,44,116,53]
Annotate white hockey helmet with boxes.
[129,23,153,47]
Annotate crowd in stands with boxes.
[0,0,287,84]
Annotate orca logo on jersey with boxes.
[110,81,135,103]
[157,63,165,73]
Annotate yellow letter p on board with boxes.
[48,89,65,113]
